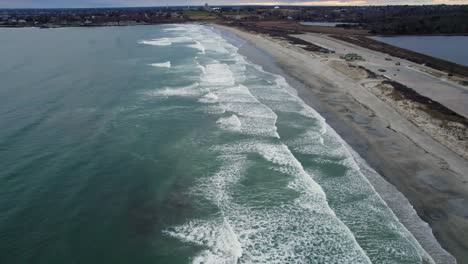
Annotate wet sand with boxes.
[216,24,468,263]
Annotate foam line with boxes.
[243,42,436,263]
[138,37,193,46]
[138,38,172,46]
[188,41,206,54]
[149,61,171,68]
[155,24,435,263]
[143,83,200,97]
[159,25,371,262]
[167,143,372,263]
[200,64,235,86]
[216,115,242,132]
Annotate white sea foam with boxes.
[166,218,243,264]
[149,61,171,68]
[160,24,373,264]
[139,37,193,46]
[248,56,436,262]
[217,115,242,132]
[188,40,206,54]
[198,92,219,103]
[200,64,235,86]
[199,84,279,138]
[167,142,372,263]
[164,26,188,31]
[286,130,346,157]
[212,141,324,194]
[138,38,172,46]
[144,83,200,97]
[157,24,435,264]
[270,74,327,133]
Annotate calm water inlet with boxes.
[371,35,468,66]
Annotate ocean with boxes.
[0,24,435,263]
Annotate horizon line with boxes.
[0,3,466,9]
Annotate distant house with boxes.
[274,6,280,9]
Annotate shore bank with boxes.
[215,24,467,263]
[228,21,468,80]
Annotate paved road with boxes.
[293,33,468,119]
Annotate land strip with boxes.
[332,35,468,78]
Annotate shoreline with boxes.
[227,20,468,80]
[215,24,466,263]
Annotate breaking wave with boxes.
[139,24,438,264]
[149,61,171,68]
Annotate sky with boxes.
[0,0,467,8]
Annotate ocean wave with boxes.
[198,84,279,138]
[138,38,172,46]
[166,143,371,263]
[149,61,171,68]
[200,63,235,86]
[216,115,242,132]
[160,24,372,263]
[138,36,193,46]
[164,26,190,31]
[188,40,206,54]
[198,92,219,104]
[143,83,200,97]
[244,48,435,263]
[156,24,434,263]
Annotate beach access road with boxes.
[292,33,468,119]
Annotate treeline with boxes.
[362,5,468,35]
[217,5,468,35]
[278,5,468,35]
[0,7,187,27]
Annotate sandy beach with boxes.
[216,24,468,263]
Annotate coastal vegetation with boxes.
[2,5,467,35]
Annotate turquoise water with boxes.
[0,24,433,263]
